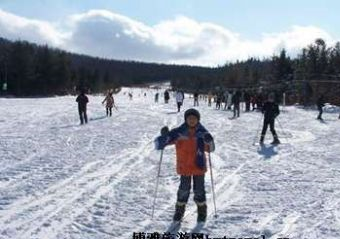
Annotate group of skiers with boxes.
[152,90,284,224]
[75,87,340,224]
[212,90,265,113]
[153,95,281,224]
[159,89,185,112]
[75,89,117,124]
[157,89,269,120]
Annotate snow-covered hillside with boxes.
[0,87,340,239]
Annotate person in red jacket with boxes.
[155,108,215,222]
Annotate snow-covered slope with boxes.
[0,88,340,239]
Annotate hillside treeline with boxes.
[0,37,215,96]
[0,37,340,104]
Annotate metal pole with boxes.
[151,150,164,219]
[252,113,264,146]
[276,118,288,143]
[283,92,286,112]
[208,151,217,217]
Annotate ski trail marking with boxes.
[6,141,154,239]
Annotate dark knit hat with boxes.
[184,108,200,121]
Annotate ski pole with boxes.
[252,113,263,146]
[276,118,288,143]
[151,149,164,219]
[208,151,217,217]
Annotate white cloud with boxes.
[0,8,337,66]
[0,9,66,46]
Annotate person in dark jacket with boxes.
[194,92,199,106]
[155,92,159,103]
[164,90,170,103]
[256,93,264,111]
[244,91,251,112]
[260,93,280,144]
[316,95,325,120]
[76,90,89,124]
[215,93,222,110]
[232,91,241,118]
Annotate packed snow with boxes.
[0,87,340,239]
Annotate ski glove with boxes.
[203,133,215,153]
[154,126,170,150]
[203,133,213,143]
[160,126,169,136]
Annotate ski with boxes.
[165,221,181,235]
[165,221,206,238]
[190,222,205,234]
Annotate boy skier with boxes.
[155,108,215,222]
[260,93,280,145]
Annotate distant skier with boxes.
[164,90,170,103]
[251,94,257,111]
[76,89,89,125]
[194,92,199,106]
[155,108,215,222]
[215,93,222,110]
[227,91,233,110]
[260,93,280,145]
[207,92,213,107]
[244,91,251,112]
[256,93,264,111]
[316,95,325,120]
[155,92,159,103]
[176,90,184,112]
[102,91,114,117]
[232,91,241,118]
[223,91,229,110]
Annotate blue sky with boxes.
[1,0,339,66]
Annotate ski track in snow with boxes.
[1,89,340,239]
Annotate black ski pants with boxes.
[177,175,206,204]
[261,118,277,138]
[245,101,250,111]
[78,106,88,124]
[233,103,240,117]
[177,102,182,112]
[106,107,112,116]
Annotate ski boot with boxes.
[197,202,207,222]
[173,202,186,222]
[271,137,280,145]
